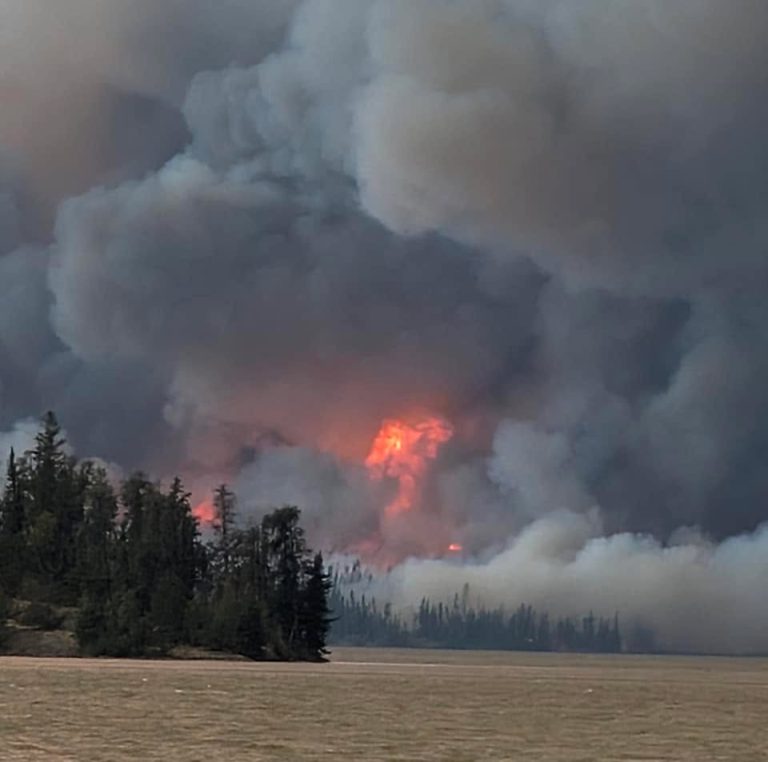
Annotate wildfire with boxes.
[448,543,463,553]
[365,416,453,518]
[192,499,216,526]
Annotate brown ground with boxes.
[0,648,766,761]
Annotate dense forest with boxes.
[329,565,624,654]
[1,413,631,660]
[0,413,332,661]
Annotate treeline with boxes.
[0,413,331,660]
[329,569,622,654]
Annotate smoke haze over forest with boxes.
[1,0,768,652]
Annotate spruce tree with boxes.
[77,467,117,593]
[75,467,118,654]
[0,450,29,595]
[26,412,84,602]
[1,414,340,661]
[299,552,333,661]
[235,592,266,660]
[120,473,156,616]
[262,506,304,655]
[161,477,200,601]
[213,484,237,574]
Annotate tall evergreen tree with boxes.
[212,484,236,574]
[77,466,117,591]
[299,552,333,661]
[75,467,118,653]
[120,472,157,617]
[0,450,29,594]
[26,412,84,602]
[262,506,305,655]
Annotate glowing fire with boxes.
[365,416,453,518]
[448,543,463,553]
[193,499,216,526]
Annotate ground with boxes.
[0,648,766,760]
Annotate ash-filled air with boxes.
[2,0,768,652]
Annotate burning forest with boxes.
[1,0,768,654]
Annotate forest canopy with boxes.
[0,412,332,661]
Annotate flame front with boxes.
[365,416,453,518]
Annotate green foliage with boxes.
[148,572,188,648]
[0,412,86,604]
[75,590,110,655]
[18,601,64,631]
[204,583,266,659]
[262,506,305,653]
[0,449,28,595]
[109,590,147,657]
[1,411,333,661]
[299,553,333,661]
[195,504,328,660]
[212,484,236,575]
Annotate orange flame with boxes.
[448,543,463,553]
[193,499,216,527]
[365,416,453,518]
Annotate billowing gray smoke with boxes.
[1,0,768,652]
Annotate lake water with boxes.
[1,648,766,760]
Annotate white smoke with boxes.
[0,419,39,476]
[364,512,768,655]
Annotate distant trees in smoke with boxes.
[0,412,332,661]
[330,564,623,654]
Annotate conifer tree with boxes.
[0,413,342,660]
[75,467,118,653]
[0,450,29,594]
[299,552,333,660]
[262,506,305,654]
[120,473,157,616]
[161,477,200,600]
[77,466,117,590]
[213,484,236,574]
[24,412,85,602]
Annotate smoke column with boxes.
[1,0,768,652]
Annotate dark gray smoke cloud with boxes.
[1,0,768,651]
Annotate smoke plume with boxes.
[1,0,768,652]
